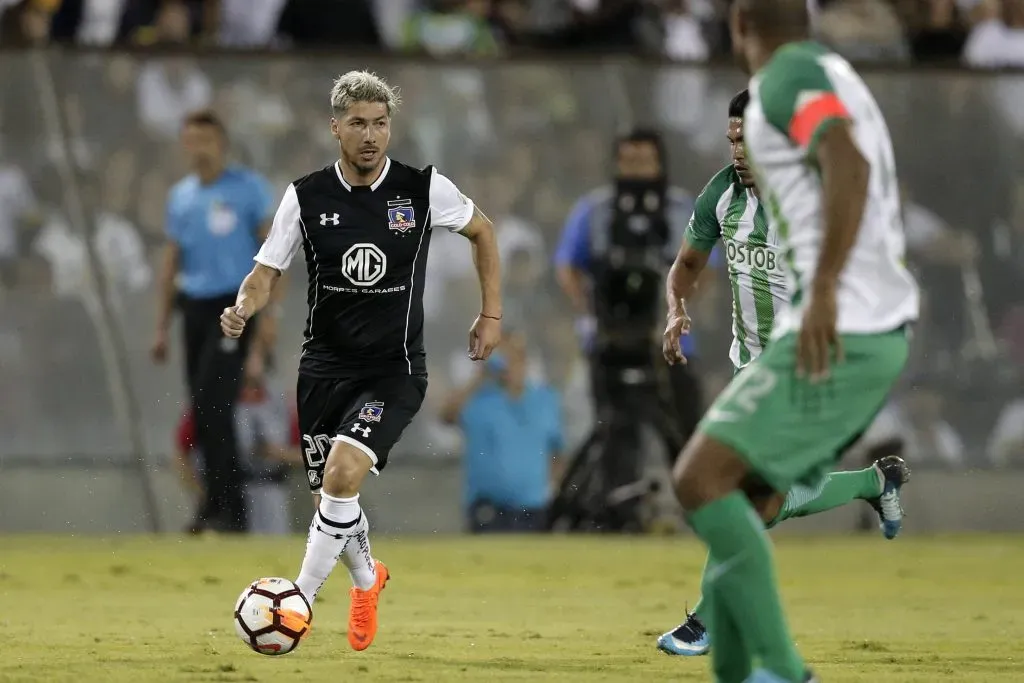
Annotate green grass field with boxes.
[1,534,1022,682]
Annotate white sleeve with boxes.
[254,183,302,271]
[428,168,475,233]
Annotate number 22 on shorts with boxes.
[705,365,778,423]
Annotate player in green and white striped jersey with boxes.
[655,89,910,661]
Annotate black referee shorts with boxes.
[297,373,427,492]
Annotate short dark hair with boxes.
[182,109,226,136]
[615,127,666,167]
[728,89,750,119]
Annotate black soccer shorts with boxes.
[296,373,427,492]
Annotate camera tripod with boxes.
[546,361,687,533]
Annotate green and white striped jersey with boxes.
[685,165,788,369]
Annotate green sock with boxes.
[703,556,752,683]
[690,553,709,622]
[768,468,882,529]
[689,491,804,682]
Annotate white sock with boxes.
[294,493,376,602]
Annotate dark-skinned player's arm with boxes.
[459,205,503,361]
[801,120,869,380]
[759,54,868,380]
[222,185,302,340]
[663,180,722,365]
[663,240,713,365]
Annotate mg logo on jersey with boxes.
[320,213,340,226]
[341,243,387,287]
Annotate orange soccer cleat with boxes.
[347,560,389,651]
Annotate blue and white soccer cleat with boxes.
[656,611,709,656]
[867,455,911,540]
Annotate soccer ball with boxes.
[233,577,313,655]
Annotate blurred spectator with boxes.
[116,0,205,46]
[897,0,968,61]
[901,183,981,360]
[30,178,151,304]
[816,0,911,63]
[402,0,499,55]
[520,0,663,53]
[441,332,565,533]
[133,1,211,144]
[0,161,41,290]
[176,374,300,534]
[0,0,56,45]
[861,384,967,469]
[987,397,1024,466]
[659,0,709,62]
[212,0,287,48]
[137,56,212,141]
[963,0,1024,67]
[276,0,380,48]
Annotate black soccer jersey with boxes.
[255,157,475,378]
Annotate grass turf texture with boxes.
[1,534,1021,682]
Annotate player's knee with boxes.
[671,435,749,512]
[321,443,372,497]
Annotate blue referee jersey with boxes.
[166,165,274,299]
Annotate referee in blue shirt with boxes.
[151,110,276,533]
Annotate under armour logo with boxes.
[350,423,371,438]
[320,213,340,226]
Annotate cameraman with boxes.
[553,129,706,530]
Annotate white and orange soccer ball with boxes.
[233,577,313,655]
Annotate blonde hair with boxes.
[329,71,401,118]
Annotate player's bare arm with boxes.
[459,205,503,361]
[239,219,288,377]
[800,121,870,380]
[220,263,282,339]
[151,240,180,363]
[663,238,713,365]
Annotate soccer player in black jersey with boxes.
[220,71,502,651]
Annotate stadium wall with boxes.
[0,463,1021,534]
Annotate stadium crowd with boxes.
[2,0,1024,67]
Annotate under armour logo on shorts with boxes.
[320,213,340,226]
[351,423,371,438]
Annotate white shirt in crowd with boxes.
[858,403,966,468]
[0,165,36,260]
[136,62,212,140]
[217,0,288,47]
[33,212,152,300]
[424,214,545,321]
[986,399,1024,466]
[663,12,709,62]
[76,0,128,45]
[964,19,1024,68]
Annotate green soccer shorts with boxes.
[700,327,909,493]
